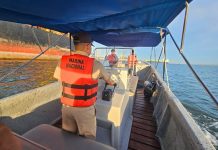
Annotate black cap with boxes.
[73,32,93,44]
[111,49,115,52]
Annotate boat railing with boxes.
[0,82,62,134]
[138,65,216,150]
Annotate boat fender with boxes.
[143,81,156,98]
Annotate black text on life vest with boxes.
[66,58,85,70]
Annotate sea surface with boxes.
[0,60,217,148]
[0,60,58,99]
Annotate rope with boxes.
[154,47,156,67]
[162,36,170,88]
[31,28,43,52]
[155,28,165,69]
[150,47,153,65]
[103,48,109,66]
[90,48,96,57]
[155,44,164,68]
[165,61,170,88]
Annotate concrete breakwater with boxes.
[0,82,62,134]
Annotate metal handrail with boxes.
[180,1,189,52]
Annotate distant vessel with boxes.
[144,59,170,63]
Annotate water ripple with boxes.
[0,60,58,99]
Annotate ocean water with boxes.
[0,60,217,148]
[0,60,58,99]
[156,63,218,148]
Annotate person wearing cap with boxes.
[128,49,138,75]
[106,49,119,67]
[53,32,116,139]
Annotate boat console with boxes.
[95,67,138,149]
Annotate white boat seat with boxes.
[23,124,115,150]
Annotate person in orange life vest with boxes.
[53,32,116,139]
[128,49,138,75]
[106,49,119,67]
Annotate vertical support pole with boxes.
[48,30,51,46]
[155,30,164,69]
[69,33,72,55]
[31,27,43,52]
[180,1,189,52]
[150,47,153,65]
[163,36,166,80]
[164,35,170,88]
[154,47,156,67]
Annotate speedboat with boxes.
[0,0,217,149]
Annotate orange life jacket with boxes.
[107,54,117,65]
[128,54,137,68]
[60,54,98,107]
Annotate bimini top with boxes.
[0,0,192,47]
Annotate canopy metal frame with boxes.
[152,31,170,88]
[162,35,170,88]
[155,34,165,69]
[93,47,134,67]
[0,33,67,82]
[94,47,134,51]
[168,1,218,106]
[150,47,157,66]
[31,27,43,52]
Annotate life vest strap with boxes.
[62,92,97,100]
[62,82,98,89]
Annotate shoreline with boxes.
[0,51,61,60]
[0,41,69,60]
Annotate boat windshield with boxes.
[93,47,134,68]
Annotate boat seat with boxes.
[23,124,115,150]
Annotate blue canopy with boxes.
[0,0,192,47]
[91,28,166,47]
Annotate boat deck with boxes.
[128,88,161,150]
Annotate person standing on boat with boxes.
[128,49,138,75]
[53,32,116,139]
[106,49,119,67]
